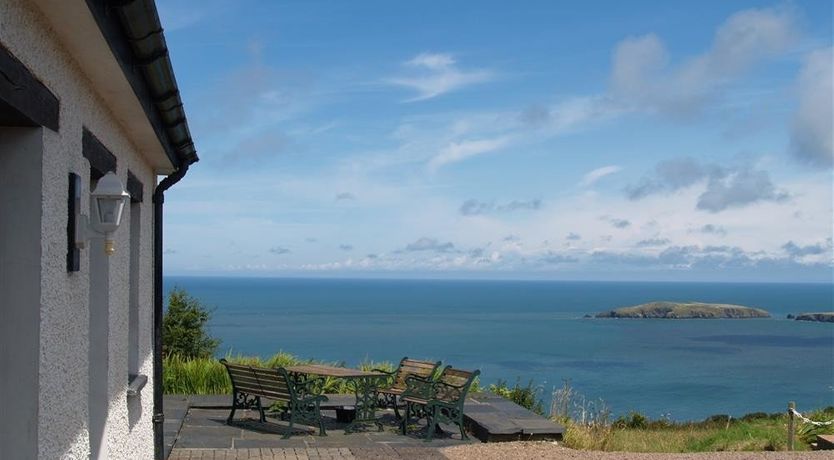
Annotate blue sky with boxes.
[157,1,833,282]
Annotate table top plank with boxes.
[286,364,386,378]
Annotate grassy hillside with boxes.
[596,301,770,319]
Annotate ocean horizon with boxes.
[164,275,834,421]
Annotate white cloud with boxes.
[580,165,622,187]
[386,52,493,101]
[626,158,790,213]
[428,136,511,170]
[407,53,456,70]
[790,48,833,168]
[696,167,789,212]
[610,6,797,115]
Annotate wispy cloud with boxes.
[335,192,356,201]
[696,224,728,237]
[636,237,671,247]
[404,237,456,253]
[386,52,494,101]
[540,252,579,264]
[460,198,542,216]
[269,246,291,255]
[428,136,511,171]
[580,165,622,187]
[607,218,631,229]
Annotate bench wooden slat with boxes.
[227,378,291,398]
[257,391,292,401]
[226,373,280,389]
[226,368,289,386]
[403,361,437,369]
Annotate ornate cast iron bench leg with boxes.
[345,375,383,433]
[228,391,261,424]
[400,400,411,435]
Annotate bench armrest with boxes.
[430,380,467,403]
[402,374,436,400]
[371,368,396,375]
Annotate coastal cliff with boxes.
[596,301,770,319]
[790,312,834,323]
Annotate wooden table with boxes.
[286,364,388,433]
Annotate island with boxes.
[790,312,834,323]
[595,301,770,319]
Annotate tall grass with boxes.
[163,352,395,395]
[163,354,232,394]
[552,380,834,452]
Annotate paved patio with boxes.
[165,394,563,459]
[165,395,473,459]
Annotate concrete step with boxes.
[463,393,564,442]
[816,434,834,450]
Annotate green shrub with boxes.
[740,412,780,422]
[703,414,731,425]
[489,378,545,415]
[614,411,648,429]
[162,288,220,359]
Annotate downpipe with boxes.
[152,163,189,460]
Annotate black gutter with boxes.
[85,0,198,167]
[152,163,189,460]
[111,0,198,166]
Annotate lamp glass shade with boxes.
[90,172,129,234]
[96,197,125,231]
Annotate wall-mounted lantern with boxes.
[90,172,130,255]
[73,171,130,256]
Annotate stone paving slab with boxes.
[170,407,472,450]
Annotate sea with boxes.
[164,276,834,421]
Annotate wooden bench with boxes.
[400,365,480,441]
[374,357,441,418]
[220,359,328,438]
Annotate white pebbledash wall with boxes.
[1,0,158,458]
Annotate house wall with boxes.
[1,1,159,458]
[0,127,43,460]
